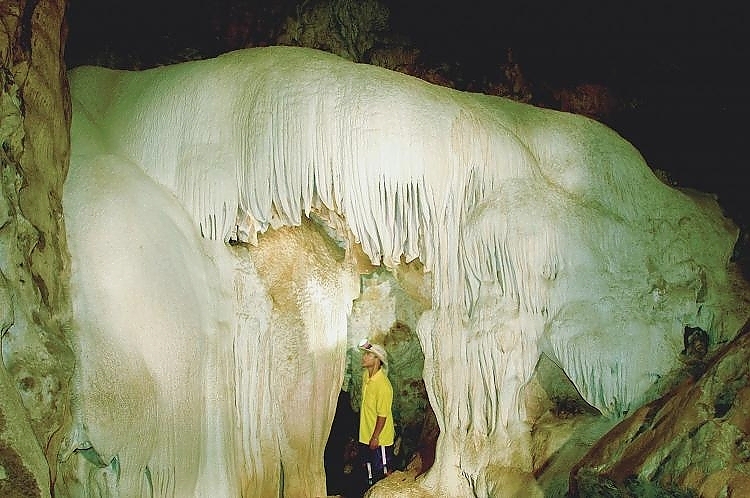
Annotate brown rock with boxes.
[571,319,750,497]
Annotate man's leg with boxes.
[357,443,374,491]
[369,445,394,484]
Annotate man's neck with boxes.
[367,365,380,378]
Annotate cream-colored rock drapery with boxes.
[64,45,749,497]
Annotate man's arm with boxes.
[369,416,387,449]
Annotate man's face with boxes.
[362,351,379,368]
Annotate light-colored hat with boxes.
[359,339,388,366]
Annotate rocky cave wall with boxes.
[1,1,74,497]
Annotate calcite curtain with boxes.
[65,46,748,497]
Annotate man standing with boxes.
[358,339,395,489]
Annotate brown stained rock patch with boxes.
[555,83,619,121]
[0,411,41,498]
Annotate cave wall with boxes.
[1,1,74,496]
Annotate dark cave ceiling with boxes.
[64,0,747,234]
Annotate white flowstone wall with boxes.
[63,110,359,496]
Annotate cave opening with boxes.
[323,264,438,496]
[323,389,360,497]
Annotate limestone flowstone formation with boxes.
[62,45,749,497]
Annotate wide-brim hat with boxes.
[358,339,388,366]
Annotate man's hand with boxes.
[369,436,379,449]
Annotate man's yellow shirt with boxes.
[359,368,395,446]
